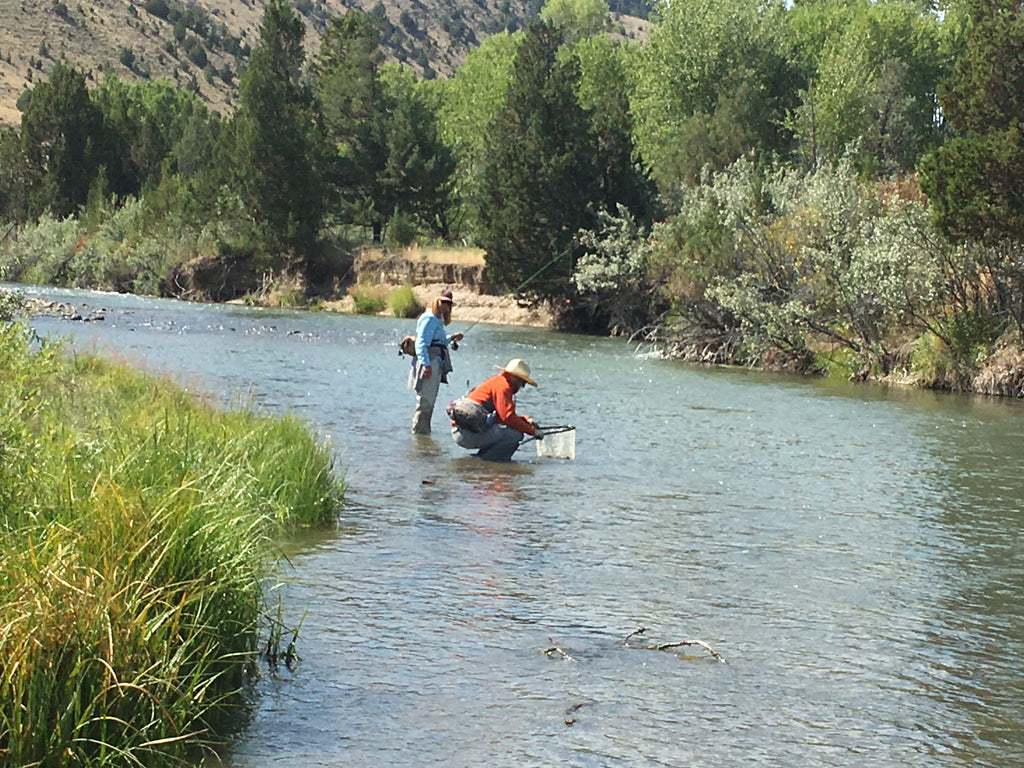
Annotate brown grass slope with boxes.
[0,0,648,126]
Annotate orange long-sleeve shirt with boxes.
[463,372,536,435]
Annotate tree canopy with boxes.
[919,0,1024,241]
[476,21,599,299]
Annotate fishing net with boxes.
[534,426,576,460]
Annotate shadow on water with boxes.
[13,285,1024,768]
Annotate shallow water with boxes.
[19,285,1024,767]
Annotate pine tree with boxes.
[312,11,387,238]
[227,0,323,254]
[919,0,1024,241]
[19,63,107,219]
[312,13,455,242]
[476,21,598,299]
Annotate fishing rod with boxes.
[398,248,568,358]
[458,248,569,336]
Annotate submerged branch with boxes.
[543,646,575,662]
[623,627,725,663]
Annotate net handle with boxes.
[523,424,575,445]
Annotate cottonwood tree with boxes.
[539,0,612,42]
[785,0,947,175]
[573,34,657,227]
[92,75,219,199]
[424,30,521,240]
[630,0,799,193]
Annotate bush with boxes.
[385,209,418,248]
[388,284,420,318]
[351,283,387,314]
[572,205,660,334]
[1,197,215,295]
[0,288,24,320]
[652,157,946,372]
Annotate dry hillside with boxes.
[0,0,649,126]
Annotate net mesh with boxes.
[535,428,576,460]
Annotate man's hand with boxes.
[422,365,432,379]
[533,427,546,439]
[451,332,464,342]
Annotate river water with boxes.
[17,286,1024,767]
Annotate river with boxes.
[17,285,1024,767]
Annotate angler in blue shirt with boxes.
[410,289,463,434]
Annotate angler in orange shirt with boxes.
[447,358,545,461]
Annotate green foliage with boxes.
[0,126,28,220]
[2,195,217,294]
[908,324,996,391]
[425,30,521,238]
[477,21,599,299]
[630,0,799,192]
[572,204,661,333]
[652,157,947,371]
[311,11,385,232]
[388,283,420,317]
[0,321,342,765]
[0,288,24,320]
[18,63,109,219]
[312,17,455,242]
[376,65,456,240]
[144,0,170,19]
[919,0,1024,242]
[540,0,612,42]
[812,343,861,380]
[351,282,387,313]
[227,0,323,255]
[785,0,948,175]
[1,210,81,285]
[573,35,658,224]
[386,207,418,247]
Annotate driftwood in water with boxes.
[624,627,725,663]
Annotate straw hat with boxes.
[497,358,537,387]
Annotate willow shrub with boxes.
[0,198,209,294]
[0,321,343,766]
[650,158,946,375]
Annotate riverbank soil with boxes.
[318,245,554,328]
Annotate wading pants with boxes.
[411,353,442,434]
[452,423,524,461]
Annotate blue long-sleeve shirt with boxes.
[414,310,453,367]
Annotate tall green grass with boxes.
[0,321,344,766]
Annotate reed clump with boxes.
[0,320,344,766]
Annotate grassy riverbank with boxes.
[0,319,343,766]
